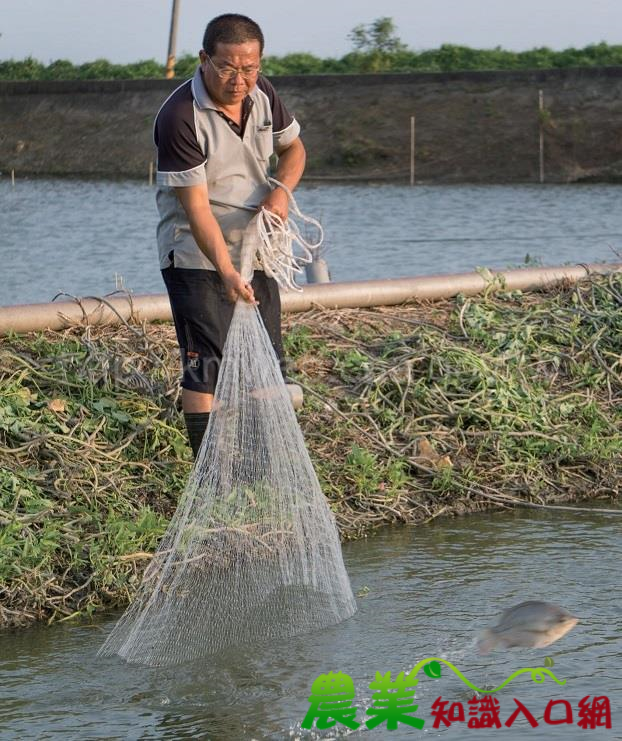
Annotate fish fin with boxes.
[476,629,497,656]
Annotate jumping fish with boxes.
[477,600,578,654]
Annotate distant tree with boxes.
[44,59,79,79]
[348,17,406,55]
[347,17,407,72]
[0,55,45,79]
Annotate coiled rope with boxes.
[254,177,324,291]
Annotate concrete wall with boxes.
[1,67,621,183]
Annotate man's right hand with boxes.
[221,271,257,304]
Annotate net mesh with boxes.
[99,206,356,665]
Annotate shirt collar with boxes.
[191,65,217,110]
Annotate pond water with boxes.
[1,179,621,306]
[1,508,620,740]
[1,179,621,738]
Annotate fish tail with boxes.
[476,629,497,656]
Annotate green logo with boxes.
[301,657,569,732]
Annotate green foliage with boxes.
[340,444,407,495]
[0,327,189,626]
[283,325,324,356]
[293,273,622,542]
[2,37,622,80]
[0,55,46,80]
[334,349,371,380]
[262,52,340,76]
[174,53,200,79]
[348,17,407,71]
[0,56,166,80]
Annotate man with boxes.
[154,14,306,457]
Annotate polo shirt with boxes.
[154,66,301,271]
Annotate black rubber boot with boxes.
[184,412,210,459]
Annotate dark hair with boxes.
[202,14,264,56]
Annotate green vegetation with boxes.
[2,11,621,82]
[289,274,622,536]
[0,57,167,81]
[346,16,407,73]
[0,324,189,627]
[0,274,620,628]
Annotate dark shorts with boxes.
[162,263,285,394]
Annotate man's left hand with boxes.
[259,187,289,222]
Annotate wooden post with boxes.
[149,161,154,186]
[539,90,545,184]
[11,169,15,187]
[165,0,181,79]
[410,115,416,186]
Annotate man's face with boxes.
[199,40,261,107]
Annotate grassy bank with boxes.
[1,274,621,628]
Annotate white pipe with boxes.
[0,262,620,336]
[0,294,172,336]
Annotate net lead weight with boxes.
[305,258,331,284]
[286,383,304,410]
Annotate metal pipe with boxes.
[0,262,620,336]
[283,262,622,312]
[0,294,173,336]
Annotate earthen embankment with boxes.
[1,67,621,182]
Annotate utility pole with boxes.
[165,0,181,79]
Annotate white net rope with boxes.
[254,178,324,291]
[99,186,356,665]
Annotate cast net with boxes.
[99,192,357,665]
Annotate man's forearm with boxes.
[189,210,238,277]
[175,185,237,278]
[274,138,306,192]
[173,184,255,304]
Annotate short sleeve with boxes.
[154,81,207,187]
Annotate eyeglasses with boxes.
[206,55,261,80]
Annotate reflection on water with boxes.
[0,179,621,306]
[0,508,620,739]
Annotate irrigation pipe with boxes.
[1,262,622,336]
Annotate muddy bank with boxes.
[1,273,621,628]
[1,67,622,183]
